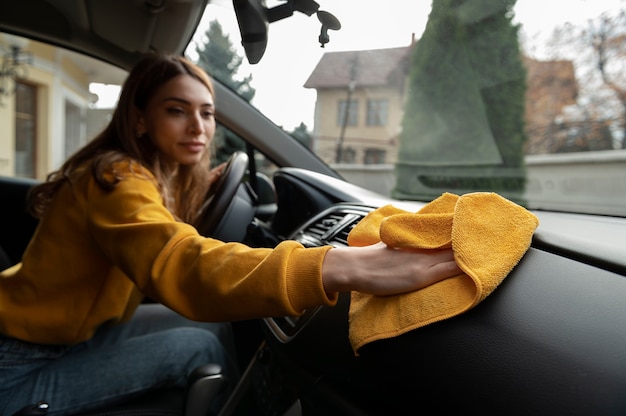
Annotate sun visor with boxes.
[86,0,207,54]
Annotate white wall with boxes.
[524,150,626,217]
[332,149,626,217]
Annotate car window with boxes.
[1,0,624,218]
[0,31,277,179]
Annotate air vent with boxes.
[272,205,371,343]
[331,217,361,246]
[293,206,369,248]
[306,213,347,240]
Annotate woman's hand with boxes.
[321,242,462,296]
[207,162,227,188]
[209,162,227,194]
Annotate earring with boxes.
[135,130,143,138]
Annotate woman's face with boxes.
[136,74,216,168]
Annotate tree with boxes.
[584,11,626,149]
[194,20,255,102]
[289,122,312,149]
[193,20,256,164]
[546,11,626,149]
[393,0,527,203]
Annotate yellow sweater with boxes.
[0,161,336,345]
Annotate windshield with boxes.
[0,0,624,218]
[187,0,626,217]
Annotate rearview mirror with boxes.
[232,0,341,64]
[232,0,268,64]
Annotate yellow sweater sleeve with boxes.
[85,165,337,321]
[0,163,336,344]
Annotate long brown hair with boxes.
[28,53,215,224]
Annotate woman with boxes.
[0,53,461,415]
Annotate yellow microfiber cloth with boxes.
[347,192,539,354]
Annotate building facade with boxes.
[304,47,581,168]
[304,46,412,167]
[0,34,124,180]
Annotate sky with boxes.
[91,0,626,130]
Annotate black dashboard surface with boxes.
[260,169,626,415]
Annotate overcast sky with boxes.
[92,0,626,130]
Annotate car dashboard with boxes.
[232,166,626,415]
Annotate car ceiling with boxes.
[1,0,210,71]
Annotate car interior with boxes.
[1,0,626,415]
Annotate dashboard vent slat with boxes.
[294,207,368,248]
[306,213,346,239]
[332,219,360,246]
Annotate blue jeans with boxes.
[0,304,238,415]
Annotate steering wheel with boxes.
[196,151,249,238]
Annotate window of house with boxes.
[364,147,386,164]
[367,99,389,126]
[14,81,37,178]
[337,99,358,126]
[339,146,356,163]
[64,99,83,160]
